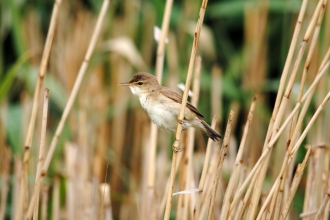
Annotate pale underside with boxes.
[130,86,203,132]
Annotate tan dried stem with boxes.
[207,110,234,220]
[221,95,257,219]
[164,0,209,219]
[32,89,49,220]
[15,0,62,219]
[148,0,174,189]
[25,0,110,219]
[182,56,202,220]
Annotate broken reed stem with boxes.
[164,0,209,219]
[221,95,257,220]
[207,110,234,220]
[15,0,62,219]
[280,146,312,220]
[33,89,49,220]
[148,0,174,189]
[24,1,110,219]
[193,116,217,220]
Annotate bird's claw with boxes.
[172,145,184,152]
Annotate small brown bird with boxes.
[120,72,222,141]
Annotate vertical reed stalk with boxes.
[182,56,202,220]
[207,110,234,220]
[32,89,49,220]
[0,148,10,220]
[41,186,49,220]
[164,0,209,219]
[147,0,173,216]
[15,0,62,219]
[25,1,110,219]
[146,1,173,218]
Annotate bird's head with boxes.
[119,72,159,96]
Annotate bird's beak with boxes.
[119,82,131,86]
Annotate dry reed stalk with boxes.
[52,176,60,220]
[221,95,257,219]
[147,0,173,216]
[211,65,222,127]
[12,157,22,220]
[15,1,62,219]
[40,186,49,220]
[248,1,325,217]
[65,142,78,220]
[25,1,110,218]
[164,0,209,218]
[193,116,217,220]
[100,183,113,220]
[321,146,329,220]
[0,148,10,220]
[32,89,49,220]
[182,56,202,220]
[109,58,131,193]
[207,110,234,220]
[280,146,312,219]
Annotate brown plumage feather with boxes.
[159,87,204,119]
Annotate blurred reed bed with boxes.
[0,0,330,219]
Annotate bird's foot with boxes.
[172,140,184,152]
[177,118,184,124]
[172,145,184,152]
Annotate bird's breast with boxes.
[138,94,180,131]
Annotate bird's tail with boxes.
[200,120,222,141]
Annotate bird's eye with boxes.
[137,81,143,85]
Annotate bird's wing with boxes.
[160,87,204,119]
